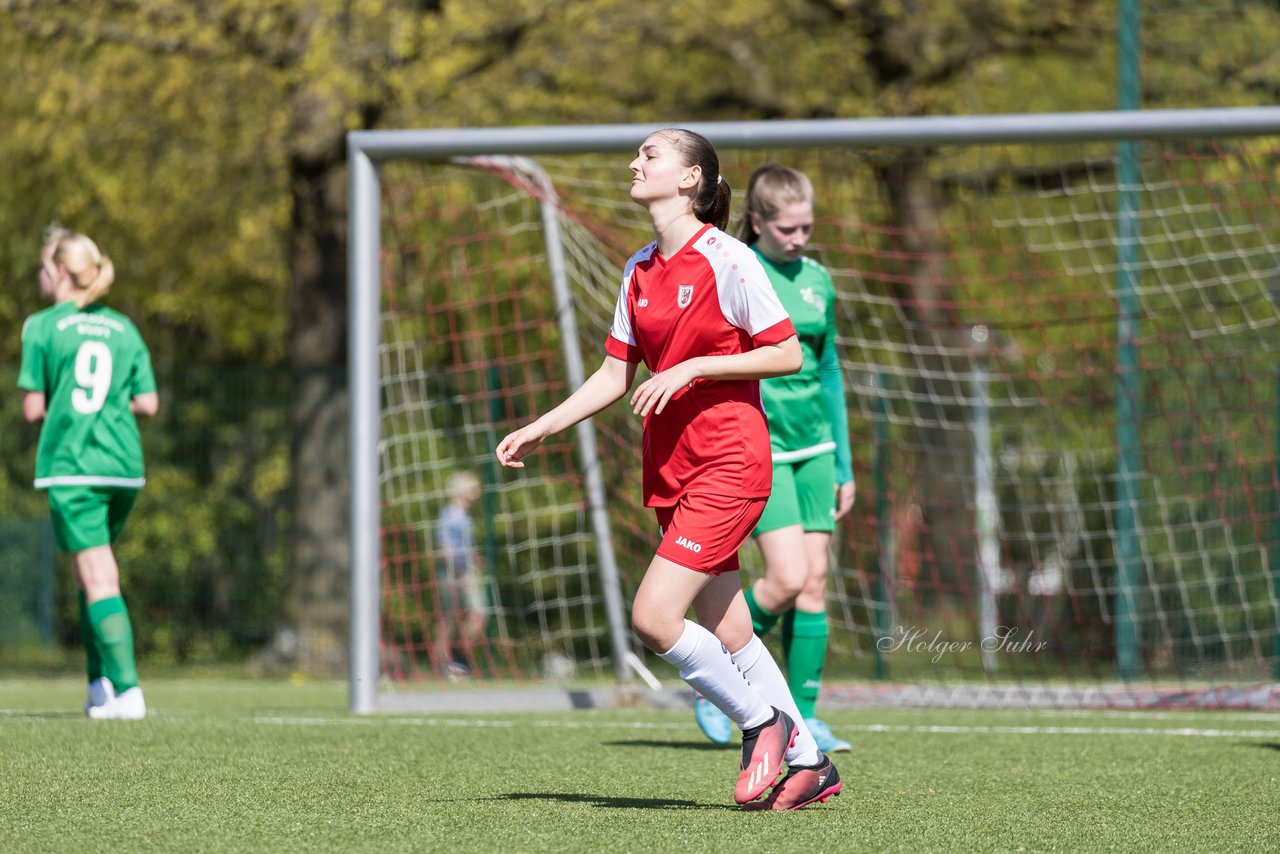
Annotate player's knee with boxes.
[631,609,680,653]
[74,546,121,599]
[631,613,662,651]
[803,564,829,598]
[81,578,121,601]
[762,570,805,606]
[713,622,754,655]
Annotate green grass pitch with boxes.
[2,677,1277,852]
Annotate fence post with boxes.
[873,371,892,680]
[1273,369,1280,679]
[972,350,1000,674]
[1114,0,1144,681]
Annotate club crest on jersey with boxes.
[677,284,694,308]
[801,287,825,314]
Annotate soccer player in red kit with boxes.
[496,128,842,810]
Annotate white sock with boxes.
[659,620,774,730]
[731,635,821,766]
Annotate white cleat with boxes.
[88,686,146,720]
[83,677,115,716]
[112,687,147,720]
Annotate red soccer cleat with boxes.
[743,754,842,811]
[734,707,798,804]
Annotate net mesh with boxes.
[376,133,1280,706]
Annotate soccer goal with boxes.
[348,108,1280,714]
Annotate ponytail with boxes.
[73,255,115,308]
[46,231,115,308]
[696,174,732,232]
[661,128,732,231]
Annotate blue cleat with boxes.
[805,717,852,753]
[693,694,733,745]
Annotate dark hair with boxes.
[736,163,815,245]
[659,128,732,231]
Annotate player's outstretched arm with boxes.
[496,355,636,468]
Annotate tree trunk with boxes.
[877,156,977,603]
[256,149,351,676]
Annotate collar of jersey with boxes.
[654,222,714,263]
[752,246,805,278]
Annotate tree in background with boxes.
[2,0,1276,673]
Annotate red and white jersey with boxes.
[605,223,796,507]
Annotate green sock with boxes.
[744,585,781,637]
[780,608,796,660]
[787,609,829,720]
[86,596,139,693]
[78,591,103,683]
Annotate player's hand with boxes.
[496,422,549,468]
[835,480,856,520]
[629,362,697,417]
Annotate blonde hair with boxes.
[735,164,815,245]
[447,470,482,501]
[43,227,115,308]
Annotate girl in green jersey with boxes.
[19,227,159,720]
[693,165,855,753]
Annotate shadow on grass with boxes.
[1244,742,1280,752]
[602,738,733,752]
[498,792,739,811]
[0,711,84,721]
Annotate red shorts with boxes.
[655,492,769,575]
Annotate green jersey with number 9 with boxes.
[18,302,156,488]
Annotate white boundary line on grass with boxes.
[855,723,1280,739]
[3,711,1278,738]
[245,716,1280,739]
[1028,709,1280,723]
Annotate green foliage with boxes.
[0,24,290,370]
[24,367,293,666]
[0,517,55,648]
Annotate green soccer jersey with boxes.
[18,301,156,488]
[754,249,853,484]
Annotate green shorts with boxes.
[439,572,488,615]
[47,486,139,553]
[755,452,837,535]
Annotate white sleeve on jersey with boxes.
[608,242,656,350]
[702,231,791,335]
